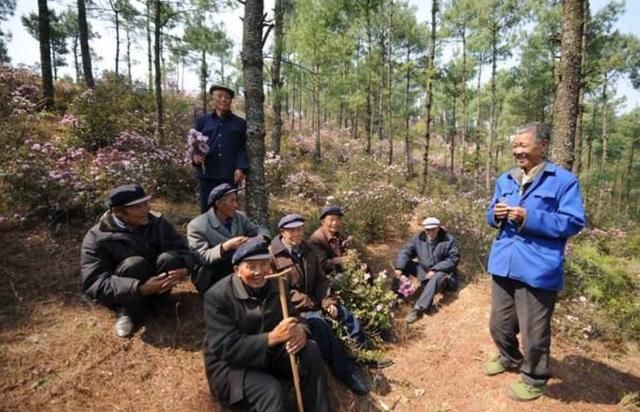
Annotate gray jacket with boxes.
[187,210,270,293]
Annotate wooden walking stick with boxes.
[270,268,304,412]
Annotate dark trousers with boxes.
[113,251,185,311]
[197,177,233,213]
[489,275,557,386]
[301,311,357,382]
[232,340,331,412]
[403,261,455,312]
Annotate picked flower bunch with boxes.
[186,128,210,173]
[396,275,416,298]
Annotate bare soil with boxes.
[1,214,639,412]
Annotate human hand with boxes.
[285,324,308,355]
[494,202,509,220]
[325,304,338,319]
[268,317,299,347]
[507,206,527,224]
[222,236,249,252]
[193,154,204,165]
[394,269,403,279]
[426,270,435,280]
[139,272,179,296]
[342,235,354,248]
[234,169,245,184]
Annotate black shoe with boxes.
[361,358,395,369]
[113,307,135,338]
[380,328,398,343]
[405,309,421,324]
[341,369,370,395]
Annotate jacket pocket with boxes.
[532,190,557,211]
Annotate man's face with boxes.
[321,215,342,235]
[281,225,304,247]
[212,89,232,114]
[424,227,439,241]
[215,193,239,219]
[235,258,272,289]
[116,200,151,228]
[512,131,546,172]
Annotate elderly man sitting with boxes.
[80,184,194,337]
[187,183,270,294]
[203,238,330,412]
[394,217,460,324]
[308,205,354,274]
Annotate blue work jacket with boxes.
[486,161,586,291]
[193,111,249,180]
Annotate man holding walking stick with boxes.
[202,238,330,412]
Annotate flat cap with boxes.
[232,238,271,265]
[208,183,239,207]
[421,217,441,229]
[107,184,151,208]
[278,213,305,229]
[320,205,343,220]
[209,84,235,98]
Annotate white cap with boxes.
[421,217,441,229]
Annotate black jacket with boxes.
[203,274,297,405]
[80,211,195,306]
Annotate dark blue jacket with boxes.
[194,111,249,180]
[486,161,586,291]
[394,229,460,282]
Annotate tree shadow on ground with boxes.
[546,355,640,405]
[140,290,204,352]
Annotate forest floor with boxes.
[1,202,639,412]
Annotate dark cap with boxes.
[209,84,235,98]
[107,184,151,208]
[208,183,240,207]
[232,238,271,265]
[278,213,305,229]
[320,205,343,220]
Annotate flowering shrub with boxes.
[282,171,328,201]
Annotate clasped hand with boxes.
[268,317,307,355]
[495,203,526,224]
[139,268,188,296]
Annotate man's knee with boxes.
[244,372,288,412]
[156,251,185,272]
[115,256,154,279]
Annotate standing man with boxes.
[393,217,460,324]
[192,84,249,213]
[187,183,270,294]
[203,238,331,412]
[483,123,586,401]
[80,184,195,338]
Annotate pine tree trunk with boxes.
[114,9,120,77]
[404,46,413,177]
[474,58,482,190]
[601,74,608,164]
[73,34,79,83]
[271,0,284,155]
[146,0,153,90]
[365,4,373,154]
[38,0,54,108]
[201,49,207,112]
[485,25,497,191]
[460,25,467,176]
[127,26,132,85]
[552,0,585,170]
[387,0,394,166]
[421,0,437,193]
[242,0,268,226]
[573,0,589,175]
[153,0,164,139]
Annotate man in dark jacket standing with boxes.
[192,84,249,213]
[187,183,270,294]
[203,238,330,412]
[80,184,195,338]
[394,217,460,324]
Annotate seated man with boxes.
[187,183,270,294]
[308,205,353,274]
[80,184,194,338]
[203,238,330,412]
[271,214,373,395]
[394,217,460,324]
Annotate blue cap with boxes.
[320,205,343,220]
[278,213,305,229]
[232,238,271,264]
[208,183,240,207]
[106,184,151,208]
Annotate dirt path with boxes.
[1,226,639,412]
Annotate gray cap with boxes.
[421,217,441,229]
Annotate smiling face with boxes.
[215,192,239,219]
[512,131,546,173]
[424,227,439,241]
[114,200,151,229]
[235,258,273,289]
[212,89,232,115]
[321,214,343,236]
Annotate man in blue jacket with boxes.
[192,85,249,213]
[394,217,460,324]
[483,123,586,401]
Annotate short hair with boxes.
[515,123,551,144]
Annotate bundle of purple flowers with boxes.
[186,128,209,173]
[397,275,416,298]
